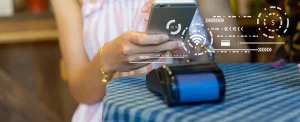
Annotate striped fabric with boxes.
[103,63,300,122]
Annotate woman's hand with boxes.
[101,31,183,74]
[141,0,154,21]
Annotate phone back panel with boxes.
[146,3,197,41]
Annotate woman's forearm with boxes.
[68,50,114,104]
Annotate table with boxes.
[103,63,300,122]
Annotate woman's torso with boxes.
[73,0,205,121]
[73,1,158,121]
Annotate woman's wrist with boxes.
[99,43,116,82]
[102,60,116,75]
[101,49,116,74]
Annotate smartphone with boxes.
[146,0,198,41]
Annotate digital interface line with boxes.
[213,48,272,53]
[239,42,285,45]
[213,49,258,51]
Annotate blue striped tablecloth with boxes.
[103,63,300,122]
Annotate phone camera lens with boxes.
[160,4,165,7]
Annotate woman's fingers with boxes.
[170,49,186,55]
[141,0,154,13]
[144,13,150,21]
[141,0,154,21]
[142,41,183,53]
[122,31,183,55]
[123,41,183,55]
[123,53,166,70]
[126,31,169,45]
[126,52,166,63]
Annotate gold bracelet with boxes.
[99,43,110,83]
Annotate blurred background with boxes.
[0,0,299,122]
